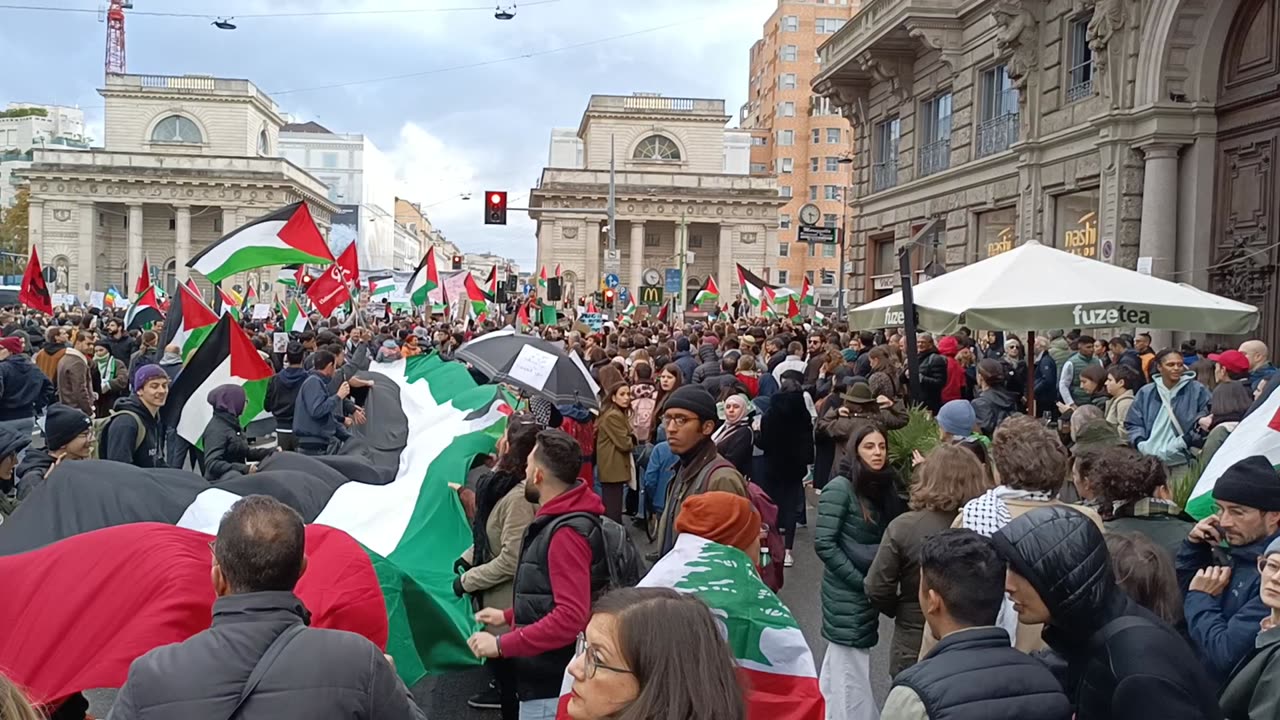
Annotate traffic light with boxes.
[452,255,463,270]
[604,288,615,308]
[484,191,508,225]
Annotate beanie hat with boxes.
[0,336,23,355]
[132,363,170,393]
[1213,455,1280,511]
[676,491,761,556]
[44,403,92,451]
[938,336,960,357]
[1267,535,1280,557]
[938,400,977,437]
[661,385,718,423]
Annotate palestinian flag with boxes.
[463,273,489,319]
[408,247,440,307]
[369,276,398,297]
[787,295,801,319]
[286,299,309,333]
[737,264,775,304]
[189,202,335,284]
[693,276,720,305]
[1186,384,1280,518]
[813,310,827,325]
[656,300,669,323]
[134,259,151,298]
[758,288,777,318]
[185,278,200,296]
[517,302,532,332]
[161,282,219,360]
[217,287,242,321]
[124,286,163,331]
[799,277,815,306]
[538,265,548,289]
[241,284,257,311]
[555,534,823,720]
[19,246,52,315]
[165,315,271,447]
[485,266,499,301]
[277,266,300,287]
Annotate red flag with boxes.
[517,302,531,330]
[787,296,800,319]
[306,262,352,318]
[656,301,669,323]
[335,242,359,290]
[19,246,52,315]
[135,258,151,298]
[586,299,597,314]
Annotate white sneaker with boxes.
[784,550,794,568]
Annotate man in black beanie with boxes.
[655,384,748,557]
[1177,454,1280,683]
[15,403,94,500]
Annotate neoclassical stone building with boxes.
[20,73,335,299]
[529,94,786,308]
[814,0,1280,346]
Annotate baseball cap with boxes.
[1208,349,1250,376]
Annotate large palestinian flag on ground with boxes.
[165,315,273,447]
[160,281,220,360]
[555,534,823,720]
[0,352,511,697]
[1187,383,1280,518]
[188,202,335,283]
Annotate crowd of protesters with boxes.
[3,293,1280,720]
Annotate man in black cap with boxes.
[15,403,93,499]
[655,384,748,556]
[1177,454,1280,683]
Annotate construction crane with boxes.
[104,0,132,76]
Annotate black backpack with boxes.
[556,512,645,591]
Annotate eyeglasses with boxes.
[574,633,634,679]
[1258,557,1280,576]
[662,414,699,429]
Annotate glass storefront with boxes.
[977,207,1018,259]
[1054,190,1100,259]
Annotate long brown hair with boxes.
[593,587,746,720]
[1106,532,1183,627]
[910,444,987,512]
[0,675,41,720]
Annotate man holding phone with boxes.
[1177,454,1280,683]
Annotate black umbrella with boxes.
[455,330,600,408]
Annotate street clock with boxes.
[799,203,822,227]
[642,268,661,286]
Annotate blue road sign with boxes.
[619,287,630,303]
[605,273,620,289]
[522,283,533,295]
[664,269,681,294]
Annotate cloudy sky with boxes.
[0,0,780,270]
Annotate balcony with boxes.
[872,159,899,192]
[918,139,951,177]
[976,113,1019,158]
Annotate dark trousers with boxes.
[763,472,803,550]
[276,431,298,452]
[298,444,328,457]
[600,483,624,522]
[491,656,518,720]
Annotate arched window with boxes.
[257,128,270,155]
[633,135,681,161]
[52,256,70,293]
[151,115,203,144]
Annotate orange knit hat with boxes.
[675,491,761,555]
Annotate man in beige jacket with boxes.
[56,330,96,417]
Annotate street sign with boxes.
[664,269,682,294]
[619,287,630,303]
[603,249,621,275]
[639,285,663,304]
[605,273,620,289]
[798,226,838,244]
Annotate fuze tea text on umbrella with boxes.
[1072,304,1152,327]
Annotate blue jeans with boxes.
[519,699,558,720]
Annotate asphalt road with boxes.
[87,488,894,717]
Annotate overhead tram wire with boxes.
[0,1,560,19]
[268,18,696,95]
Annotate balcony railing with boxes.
[918,139,951,177]
[872,158,898,192]
[976,113,1019,158]
[1066,77,1093,103]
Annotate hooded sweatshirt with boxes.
[265,367,309,431]
[0,352,55,421]
[101,395,164,467]
[1132,372,1208,465]
[500,481,605,658]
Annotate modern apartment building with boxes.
[742,0,859,311]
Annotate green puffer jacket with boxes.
[814,474,886,649]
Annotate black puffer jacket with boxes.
[991,506,1221,720]
[972,387,1021,436]
[201,409,272,482]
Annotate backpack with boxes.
[559,415,596,484]
[629,386,658,442]
[555,512,645,592]
[96,409,146,459]
[746,481,786,592]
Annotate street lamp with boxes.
[837,155,856,318]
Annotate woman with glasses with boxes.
[564,587,745,720]
[1221,538,1280,718]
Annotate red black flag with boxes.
[19,246,52,315]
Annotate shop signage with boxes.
[1062,211,1098,259]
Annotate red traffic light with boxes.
[604,289,614,299]
[484,190,508,226]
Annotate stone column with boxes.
[126,203,144,293]
[221,207,239,237]
[537,218,556,299]
[629,221,645,292]
[175,205,192,284]
[1138,143,1183,347]
[763,228,779,289]
[718,224,734,302]
[77,201,95,295]
[584,219,601,295]
[28,199,43,257]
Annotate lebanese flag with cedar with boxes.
[19,246,51,315]
[555,535,823,720]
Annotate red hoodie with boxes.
[937,336,966,403]
[501,481,605,658]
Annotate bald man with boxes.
[1239,340,1276,394]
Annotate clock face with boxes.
[799,203,821,226]
[643,268,661,286]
